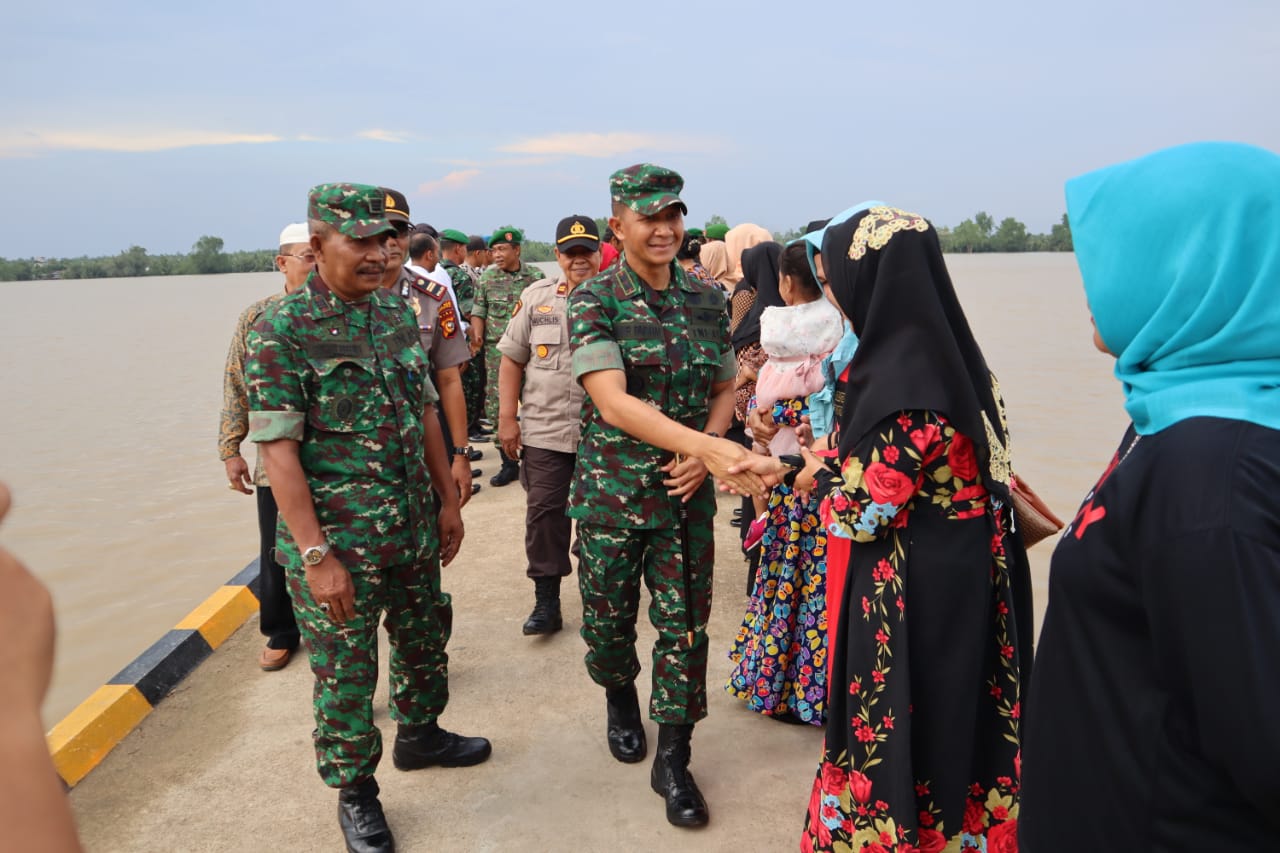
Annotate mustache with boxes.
[357,263,387,276]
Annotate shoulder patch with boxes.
[555,281,570,296]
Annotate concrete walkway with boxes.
[69,454,821,852]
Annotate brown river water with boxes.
[0,255,1130,725]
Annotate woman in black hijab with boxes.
[728,207,1032,852]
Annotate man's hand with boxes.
[497,417,522,461]
[661,454,709,502]
[699,437,768,497]
[305,553,356,624]
[438,504,464,567]
[451,456,474,508]
[224,456,253,494]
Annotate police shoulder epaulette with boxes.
[410,277,447,301]
[555,281,570,296]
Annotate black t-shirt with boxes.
[1020,417,1280,850]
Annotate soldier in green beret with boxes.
[247,183,491,853]
[471,226,545,486]
[567,164,766,828]
[704,222,730,241]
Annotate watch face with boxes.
[304,548,322,565]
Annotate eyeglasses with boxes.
[282,253,316,263]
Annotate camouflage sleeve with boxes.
[713,293,736,383]
[217,302,258,460]
[570,285,624,380]
[449,266,475,316]
[246,317,307,443]
[472,272,490,320]
[496,285,534,364]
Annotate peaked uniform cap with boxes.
[609,163,688,216]
[308,183,398,239]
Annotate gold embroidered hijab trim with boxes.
[848,206,930,260]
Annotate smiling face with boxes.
[312,226,391,301]
[490,242,521,272]
[610,204,683,270]
[556,245,602,287]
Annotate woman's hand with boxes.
[699,438,768,497]
[746,407,780,444]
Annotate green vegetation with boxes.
[0,211,1074,282]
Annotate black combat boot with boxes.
[522,576,563,635]
[650,724,709,827]
[337,778,395,853]
[392,721,492,771]
[489,448,520,487]
[605,682,647,763]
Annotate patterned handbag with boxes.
[1010,474,1065,548]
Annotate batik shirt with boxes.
[220,289,285,486]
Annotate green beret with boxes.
[705,223,730,240]
[440,228,469,245]
[489,226,524,246]
[686,227,704,239]
[609,163,688,216]
[308,183,397,239]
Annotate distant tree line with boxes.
[0,212,1073,283]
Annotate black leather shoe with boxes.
[338,778,395,853]
[468,448,484,462]
[470,483,481,496]
[469,431,490,443]
[392,721,492,770]
[523,577,563,635]
[605,683,647,763]
[470,468,482,478]
[489,464,519,487]
[651,724,709,827]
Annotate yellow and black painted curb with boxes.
[47,560,260,788]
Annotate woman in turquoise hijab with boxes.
[1020,142,1280,849]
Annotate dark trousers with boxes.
[257,486,300,650]
[519,446,575,579]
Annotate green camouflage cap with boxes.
[489,226,524,246]
[440,228,469,245]
[609,163,688,216]
[307,183,398,239]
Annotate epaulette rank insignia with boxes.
[555,282,569,296]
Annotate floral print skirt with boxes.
[726,484,828,724]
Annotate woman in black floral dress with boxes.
[729,206,1034,852]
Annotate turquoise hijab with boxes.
[803,200,884,282]
[1067,142,1280,435]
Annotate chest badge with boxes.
[537,305,553,314]
[536,344,549,359]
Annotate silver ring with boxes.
[319,602,330,611]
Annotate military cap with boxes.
[555,214,601,253]
[440,228,469,246]
[705,222,730,241]
[489,226,524,246]
[686,227,704,239]
[382,188,411,224]
[307,183,398,239]
[412,222,439,238]
[609,163,688,216]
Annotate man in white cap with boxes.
[218,221,314,671]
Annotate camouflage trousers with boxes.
[577,514,714,725]
[287,549,452,788]
[482,342,503,425]
[460,350,485,429]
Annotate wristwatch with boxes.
[778,454,805,489]
[301,542,331,567]
[452,445,473,457]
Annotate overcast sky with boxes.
[3,0,1277,257]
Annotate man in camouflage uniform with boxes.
[247,183,491,853]
[496,214,599,637]
[379,191,475,503]
[438,229,486,449]
[568,164,763,828]
[472,226,544,486]
[219,221,311,672]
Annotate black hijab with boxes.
[730,241,783,352]
[823,207,1012,502]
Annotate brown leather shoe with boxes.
[259,645,292,672]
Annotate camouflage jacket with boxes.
[567,260,736,529]
[474,262,544,344]
[440,259,476,317]
[245,272,439,566]
[219,289,286,485]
